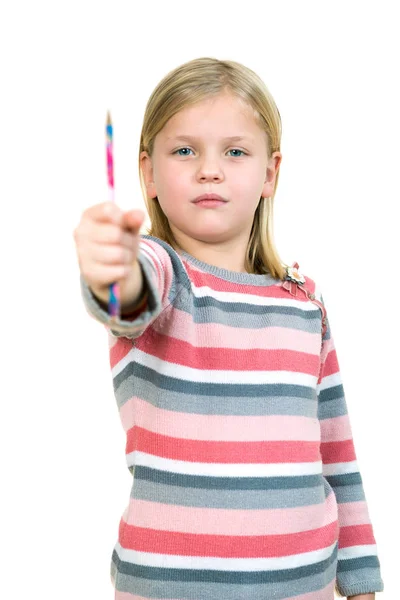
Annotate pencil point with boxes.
[107,111,112,125]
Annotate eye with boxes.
[228,149,246,157]
[174,147,194,156]
[173,147,247,157]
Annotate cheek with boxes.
[158,162,187,188]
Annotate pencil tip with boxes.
[107,111,112,125]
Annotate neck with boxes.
[168,224,254,274]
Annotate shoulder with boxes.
[139,234,191,288]
[283,261,324,304]
[139,234,181,266]
[283,261,329,337]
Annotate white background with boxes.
[1,1,397,598]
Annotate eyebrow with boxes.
[166,135,254,143]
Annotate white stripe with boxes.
[191,284,319,310]
[112,347,319,385]
[111,346,135,377]
[126,451,323,477]
[314,285,323,303]
[113,540,337,571]
[338,544,378,560]
[139,241,164,273]
[317,372,342,393]
[322,460,360,476]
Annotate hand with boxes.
[73,201,145,293]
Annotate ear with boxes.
[140,151,157,198]
[262,151,282,198]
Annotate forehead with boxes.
[159,93,265,143]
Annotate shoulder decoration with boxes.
[282,262,328,338]
[285,265,306,285]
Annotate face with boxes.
[140,91,282,252]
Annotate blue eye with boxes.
[228,149,245,157]
[174,147,246,157]
[175,147,193,156]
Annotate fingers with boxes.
[88,222,137,248]
[86,239,136,267]
[122,209,146,232]
[83,201,120,223]
[76,203,144,247]
[81,261,132,288]
[83,202,144,227]
[73,202,145,291]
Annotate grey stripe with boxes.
[115,373,318,416]
[115,363,317,400]
[172,285,324,331]
[111,545,337,598]
[135,467,323,490]
[332,483,366,504]
[130,476,329,510]
[337,557,382,574]
[325,473,362,488]
[141,235,192,295]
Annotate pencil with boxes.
[106,111,120,323]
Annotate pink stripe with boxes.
[127,426,320,463]
[140,239,175,303]
[120,397,320,440]
[106,327,118,348]
[124,491,338,535]
[110,335,134,368]
[139,327,320,373]
[286,580,335,600]
[337,500,373,526]
[321,344,339,378]
[120,520,338,557]
[339,523,376,548]
[148,309,321,354]
[319,414,352,441]
[320,438,356,464]
[319,337,334,368]
[184,260,316,299]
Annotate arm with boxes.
[80,237,175,339]
[90,259,148,318]
[317,296,384,598]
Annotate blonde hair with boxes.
[138,56,288,280]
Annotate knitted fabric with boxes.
[80,234,384,599]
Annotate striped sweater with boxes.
[80,234,384,599]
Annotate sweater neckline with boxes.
[178,250,281,286]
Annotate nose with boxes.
[196,154,224,182]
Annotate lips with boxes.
[192,193,227,203]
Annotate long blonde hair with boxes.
[138,57,288,280]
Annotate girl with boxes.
[74,57,384,599]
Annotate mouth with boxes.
[193,199,227,208]
[192,193,228,206]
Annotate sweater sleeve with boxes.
[316,295,384,597]
[79,236,179,339]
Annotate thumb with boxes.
[123,209,145,230]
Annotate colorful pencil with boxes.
[106,111,120,322]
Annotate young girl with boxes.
[74,57,384,599]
